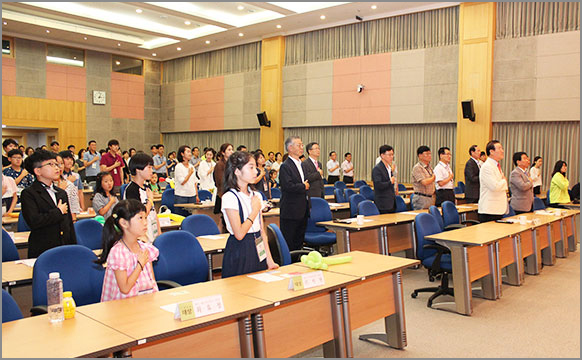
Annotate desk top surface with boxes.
[196,233,229,253]
[318,212,418,230]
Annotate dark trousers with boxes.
[281,216,308,251]
[379,207,395,214]
[478,213,504,223]
[515,210,531,215]
[328,175,340,184]
[435,189,456,206]
[464,197,479,204]
[343,176,353,184]
[533,186,541,195]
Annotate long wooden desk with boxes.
[2,312,135,358]
[2,210,97,226]
[196,233,228,281]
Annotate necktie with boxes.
[497,163,502,173]
[314,160,319,170]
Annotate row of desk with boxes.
[2,251,419,358]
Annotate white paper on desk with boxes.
[345,218,373,223]
[15,259,36,267]
[399,212,420,215]
[456,206,475,209]
[199,234,224,240]
[534,210,555,216]
[8,232,15,243]
[158,217,172,227]
[327,203,342,207]
[247,273,285,282]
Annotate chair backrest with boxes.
[32,245,105,307]
[353,180,367,188]
[334,188,347,203]
[344,188,355,200]
[324,186,335,196]
[349,194,366,217]
[546,189,551,206]
[267,224,292,266]
[17,212,30,232]
[270,187,281,199]
[358,200,379,216]
[360,185,375,201]
[2,289,23,323]
[307,198,332,233]
[120,183,129,199]
[334,181,347,190]
[414,213,443,260]
[533,197,546,211]
[457,181,466,192]
[181,214,220,237]
[322,178,328,184]
[428,205,444,231]
[397,183,407,192]
[74,219,104,250]
[441,201,460,227]
[453,186,463,194]
[160,187,175,213]
[198,190,212,201]
[395,196,408,213]
[153,230,208,286]
[2,229,20,262]
[503,205,516,218]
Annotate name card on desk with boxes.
[171,295,225,321]
[288,271,325,291]
[158,217,172,227]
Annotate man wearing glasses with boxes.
[20,149,76,258]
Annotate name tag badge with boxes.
[263,182,268,192]
[173,295,224,321]
[92,163,97,169]
[255,236,267,262]
[113,169,117,175]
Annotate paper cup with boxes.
[356,215,365,225]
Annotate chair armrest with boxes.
[423,243,450,254]
[423,243,450,274]
[30,305,48,316]
[290,250,311,263]
[444,224,465,231]
[461,219,480,225]
[156,280,182,290]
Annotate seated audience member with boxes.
[24,147,35,158]
[3,149,35,189]
[67,145,77,160]
[50,141,60,153]
[92,171,119,220]
[236,145,248,152]
[570,182,579,201]
[21,150,76,258]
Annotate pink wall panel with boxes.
[2,57,16,96]
[332,53,391,126]
[190,77,224,131]
[110,73,144,120]
[46,64,86,102]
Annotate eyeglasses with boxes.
[38,162,59,169]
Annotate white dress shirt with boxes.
[434,161,454,190]
[290,156,305,182]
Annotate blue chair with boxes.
[120,183,128,199]
[266,224,309,266]
[398,183,407,192]
[360,185,375,201]
[344,188,355,200]
[161,187,176,213]
[2,229,20,262]
[32,245,105,315]
[324,186,335,196]
[441,201,479,230]
[503,205,517,218]
[259,191,268,201]
[349,194,366,217]
[353,180,367,188]
[533,197,546,211]
[395,196,408,213]
[198,190,212,201]
[457,181,465,193]
[304,198,337,253]
[181,214,220,237]
[334,181,347,191]
[546,189,551,206]
[17,212,30,232]
[334,188,347,203]
[322,178,328,185]
[358,200,380,216]
[74,219,103,250]
[411,213,453,307]
[428,205,444,231]
[153,230,209,288]
[2,289,23,323]
[453,186,463,195]
[271,187,281,199]
[409,193,414,207]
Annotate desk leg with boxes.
[541,226,556,266]
[341,288,354,358]
[505,236,524,286]
[113,349,132,358]
[379,227,387,255]
[487,243,501,299]
[568,216,577,252]
[555,220,567,258]
[450,245,472,315]
[333,229,350,253]
[207,254,213,281]
[251,314,266,358]
[322,290,347,358]
[239,316,253,358]
[524,230,541,275]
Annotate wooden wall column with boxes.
[259,36,285,154]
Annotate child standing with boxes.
[92,171,119,220]
[221,151,278,278]
[96,199,159,301]
[149,173,162,194]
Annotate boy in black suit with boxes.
[21,150,76,258]
[372,145,397,214]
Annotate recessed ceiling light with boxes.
[177,47,182,51]
[237,5,244,10]
[276,24,282,29]
[320,15,326,20]
[3,21,7,26]
[152,53,157,57]
[184,20,191,25]
[205,40,211,44]
[46,29,50,33]
[117,43,121,47]
[115,61,121,65]
[73,56,77,60]
[238,32,244,37]
[135,9,143,14]
[83,37,88,40]
[371,5,377,9]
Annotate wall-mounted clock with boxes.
[92,90,106,105]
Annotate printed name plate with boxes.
[288,271,325,291]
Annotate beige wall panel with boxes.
[306,110,332,126]
[174,81,191,95]
[390,86,424,105]
[282,95,306,113]
[492,79,536,101]
[491,100,536,122]
[224,87,244,102]
[535,98,580,121]
[225,73,244,88]
[493,59,536,81]
[283,111,307,127]
[391,49,425,69]
[224,101,244,116]
[391,67,424,88]
[536,76,580,100]
[306,93,332,111]
[390,104,423,124]
[536,31,580,56]
[306,76,333,95]
[537,53,580,77]
[283,65,307,81]
[284,79,307,97]
[306,61,334,79]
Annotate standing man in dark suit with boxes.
[21,150,76,258]
[372,145,397,214]
[279,136,310,251]
[464,145,481,203]
[301,142,324,198]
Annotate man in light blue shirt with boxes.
[153,143,168,178]
[83,140,101,183]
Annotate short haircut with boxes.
[2,139,17,148]
[58,150,75,161]
[107,139,119,148]
[344,152,351,158]
[480,151,486,157]
[486,140,500,156]
[269,169,277,177]
[129,153,154,176]
[306,142,318,152]
[379,145,393,155]
[150,144,158,150]
[129,148,136,153]
[236,145,247,151]
[268,151,274,156]
[67,144,75,150]
[50,141,60,147]
[157,144,164,149]
[177,145,190,163]
[416,145,430,156]
[88,140,96,145]
[7,149,23,158]
[193,146,199,151]
[438,147,450,157]
[284,136,300,152]
[469,145,478,155]
[329,151,336,157]
[24,149,57,175]
[512,151,527,166]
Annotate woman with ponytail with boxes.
[96,199,159,302]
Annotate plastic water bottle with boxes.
[47,272,64,323]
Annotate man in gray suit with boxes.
[509,151,534,214]
[302,142,325,198]
[464,145,481,203]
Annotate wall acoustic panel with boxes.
[2,57,16,96]
[390,50,422,124]
[111,72,145,120]
[46,64,86,103]
[190,76,224,131]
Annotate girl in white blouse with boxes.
[530,156,543,195]
[198,148,216,192]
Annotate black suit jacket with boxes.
[279,158,310,220]
[372,162,396,212]
[301,157,324,198]
[464,158,480,199]
[21,180,77,258]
